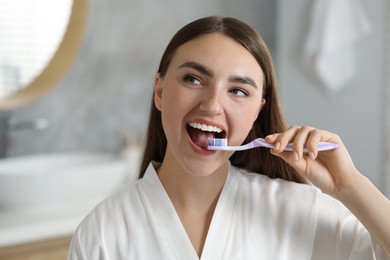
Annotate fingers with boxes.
[290,125,315,161]
[305,128,323,159]
[265,125,301,153]
[265,125,334,161]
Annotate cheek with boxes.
[234,104,261,134]
[162,87,188,114]
[160,86,194,129]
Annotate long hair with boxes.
[139,16,306,183]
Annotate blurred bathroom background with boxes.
[0,0,388,195]
[1,0,389,187]
[0,0,389,256]
[3,0,388,191]
[0,0,389,257]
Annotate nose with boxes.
[199,90,223,115]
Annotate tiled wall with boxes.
[7,0,275,156]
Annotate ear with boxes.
[259,98,266,112]
[154,73,163,111]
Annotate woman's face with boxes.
[155,33,265,177]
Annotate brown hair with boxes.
[139,16,306,183]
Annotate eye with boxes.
[183,75,202,85]
[230,88,248,97]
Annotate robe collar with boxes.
[140,161,239,260]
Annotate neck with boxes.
[157,157,229,212]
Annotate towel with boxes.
[303,0,371,92]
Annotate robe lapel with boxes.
[200,164,238,260]
[140,162,199,260]
[140,162,238,260]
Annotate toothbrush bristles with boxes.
[208,138,228,147]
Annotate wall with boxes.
[7,0,276,156]
[276,0,386,190]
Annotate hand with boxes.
[265,125,361,200]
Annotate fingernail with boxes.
[293,151,299,162]
[309,152,316,160]
[275,142,281,150]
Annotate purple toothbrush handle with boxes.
[285,142,339,152]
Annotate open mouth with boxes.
[187,122,226,149]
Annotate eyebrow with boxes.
[178,61,258,89]
[229,76,258,89]
[179,61,213,77]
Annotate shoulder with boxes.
[231,166,359,225]
[68,179,150,258]
[229,165,325,227]
[90,179,142,218]
[231,165,321,200]
[73,179,144,238]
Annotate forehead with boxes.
[169,33,264,81]
[174,33,253,62]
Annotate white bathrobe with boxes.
[67,162,386,259]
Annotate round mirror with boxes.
[0,0,87,109]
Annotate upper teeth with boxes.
[189,122,223,133]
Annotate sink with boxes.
[0,152,139,211]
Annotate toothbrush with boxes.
[207,137,339,152]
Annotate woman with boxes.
[68,16,390,259]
